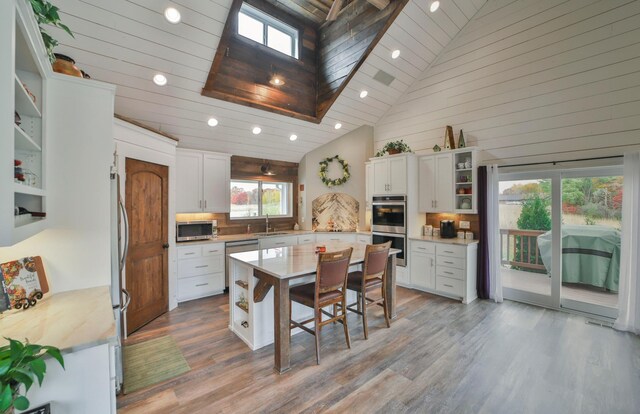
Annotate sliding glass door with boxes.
[499,172,561,308]
[498,167,622,320]
[560,168,622,319]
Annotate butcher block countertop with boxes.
[0,286,116,353]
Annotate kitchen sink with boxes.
[253,232,290,237]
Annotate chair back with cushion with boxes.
[316,248,353,295]
[363,242,392,283]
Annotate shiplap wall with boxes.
[375,0,640,165]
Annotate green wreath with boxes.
[318,155,350,187]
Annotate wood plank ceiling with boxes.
[50,0,486,162]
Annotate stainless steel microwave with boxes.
[176,220,217,242]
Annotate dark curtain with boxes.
[477,166,491,299]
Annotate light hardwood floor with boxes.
[118,288,640,413]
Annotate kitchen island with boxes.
[229,242,400,373]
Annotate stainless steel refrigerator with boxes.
[110,166,130,394]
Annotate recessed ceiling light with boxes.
[334,123,342,130]
[289,134,298,141]
[164,7,181,24]
[430,1,440,12]
[207,117,218,127]
[153,73,167,86]
[391,49,400,59]
[252,126,262,135]
[359,90,368,98]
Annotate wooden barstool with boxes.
[345,242,392,339]
[289,247,353,365]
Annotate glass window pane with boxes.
[267,26,292,56]
[238,12,264,44]
[262,182,289,216]
[230,181,259,218]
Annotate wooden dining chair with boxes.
[289,247,353,365]
[345,242,392,339]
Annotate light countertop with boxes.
[0,286,116,353]
[229,242,400,280]
[409,235,479,245]
[179,230,372,245]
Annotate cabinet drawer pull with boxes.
[195,283,209,287]
[195,265,208,269]
[275,242,285,245]
[444,261,454,264]
[444,284,453,288]
[184,252,195,256]
[444,271,453,275]
[444,251,454,254]
[417,247,426,250]
[208,250,219,253]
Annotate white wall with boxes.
[113,119,178,311]
[298,125,374,230]
[0,75,115,293]
[375,0,640,164]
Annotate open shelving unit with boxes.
[2,0,50,245]
[453,148,477,214]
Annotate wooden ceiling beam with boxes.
[326,0,344,21]
[367,0,390,9]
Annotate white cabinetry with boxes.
[1,1,48,246]
[176,149,230,213]
[315,233,357,243]
[356,234,371,244]
[259,235,298,249]
[371,155,407,195]
[453,148,478,214]
[365,162,372,209]
[177,242,225,302]
[410,241,435,290]
[418,153,453,213]
[297,234,316,245]
[408,239,478,304]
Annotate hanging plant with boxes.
[318,155,350,187]
[29,0,74,63]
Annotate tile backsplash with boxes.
[424,213,480,238]
[312,193,359,232]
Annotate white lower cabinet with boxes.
[315,233,357,243]
[177,242,225,302]
[409,239,478,304]
[356,234,372,244]
[259,235,298,249]
[297,234,316,244]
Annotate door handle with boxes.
[119,200,129,271]
[121,288,131,312]
[163,243,169,249]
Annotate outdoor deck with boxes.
[501,267,618,308]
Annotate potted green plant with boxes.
[375,140,413,157]
[0,338,64,414]
[29,0,74,63]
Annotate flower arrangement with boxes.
[375,140,413,157]
[318,155,350,187]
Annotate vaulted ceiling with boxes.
[51,0,486,162]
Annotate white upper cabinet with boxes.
[202,153,230,213]
[176,151,203,213]
[365,162,372,210]
[418,153,454,213]
[176,149,230,213]
[418,148,478,214]
[370,154,408,195]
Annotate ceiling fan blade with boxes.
[326,0,345,21]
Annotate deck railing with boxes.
[500,229,546,271]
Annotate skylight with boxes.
[238,3,299,59]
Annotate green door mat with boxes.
[123,335,191,394]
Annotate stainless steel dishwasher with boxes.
[225,239,259,290]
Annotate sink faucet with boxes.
[265,214,269,234]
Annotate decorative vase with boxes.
[52,54,83,77]
[387,148,400,155]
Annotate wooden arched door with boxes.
[125,158,169,335]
